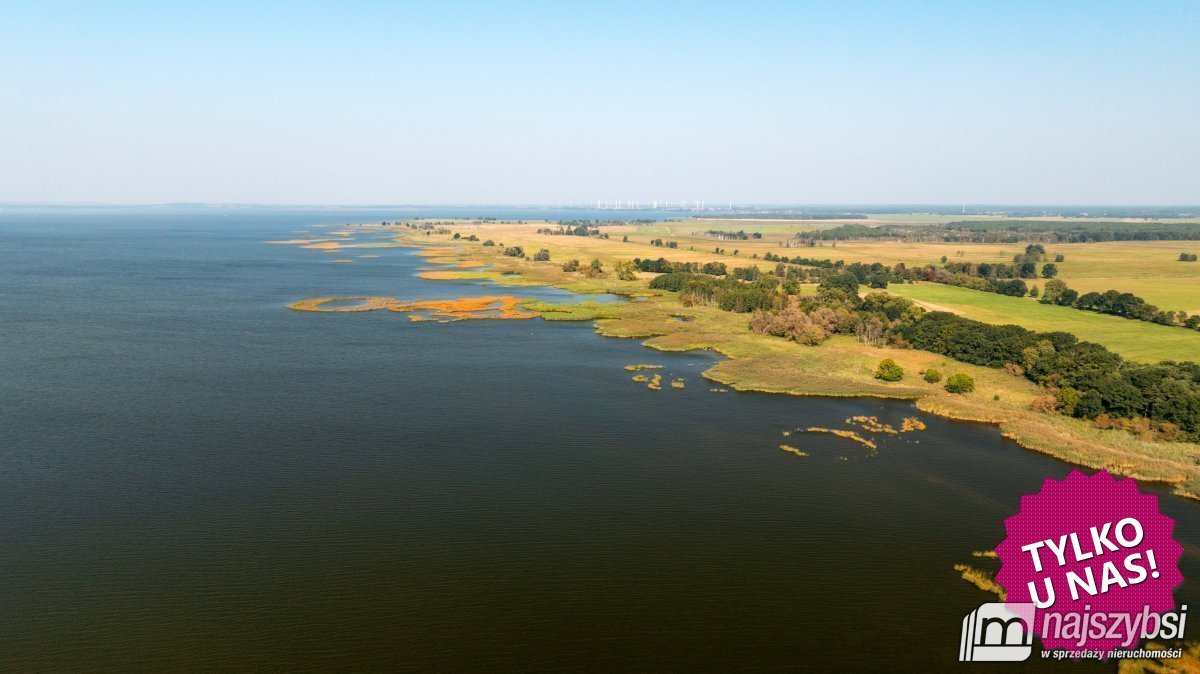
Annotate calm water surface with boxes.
[2,207,1197,671]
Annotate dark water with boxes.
[2,207,1198,671]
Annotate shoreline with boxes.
[294,225,1200,502]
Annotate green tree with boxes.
[615,260,638,281]
[1056,387,1081,416]
[944,373,975,394]
[1041,263,1058,278]
[533,249,550,261]
[874,359,904,381]
[923,369,942,383]
[1039,279,1069,305]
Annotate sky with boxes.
[1,1,1197,205]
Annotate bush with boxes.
[533,249,550,261]
[944,374,976,394]
[1002,362,1025,377]
[482,239,495,247]
[561,259,579,272]
[923,369,942,383]
[1030,394,1058,413]
[503,246,524,257]
[874,359,904,381]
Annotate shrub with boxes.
[561,259,580,272]
[1030,394,1058,413]
[533,249,550,261]
[874,359,904,382]
[923,369,942,383]
[1002,362,1025,377]
[503,246,524,257]
[584,258,604,278]
[482,239,495,246]
[945,374,976,394]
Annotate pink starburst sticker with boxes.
[996,470,1184,654]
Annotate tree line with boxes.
[794,221,1200,244]
[897,312,1200,439]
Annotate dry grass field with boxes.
[432,218,1200,315]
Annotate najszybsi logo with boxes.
[960,602,1036,662]
[959,602,1189,662]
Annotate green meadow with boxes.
[885,282,1200,364]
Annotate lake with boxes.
[2,206,1196,671]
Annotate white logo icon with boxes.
[960,602,1036,662]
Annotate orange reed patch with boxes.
[288,295,536,321]
[425,257,488,268]
[389,296,536,321]
[301,242,344,250]
[417,270,472,280]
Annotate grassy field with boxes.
[820,239,1200,315]
[884,282,1200,363]
[442,220,1200,315]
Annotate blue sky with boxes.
[1,1,1197,204]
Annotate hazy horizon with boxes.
[2,1,1197,205]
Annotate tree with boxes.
[819,272,859,296]
[1041,263,1058,278]
[503,246,524,257]
[1055,254,1065,262]
[1029,285,1040,298]
[923,369,942,383]
[533,249,550,261]
[944,373,975,394]
[1056,386,1081,416]
[874,359,904,381]
[1039,279,1071,305]
[615,260,638,281]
